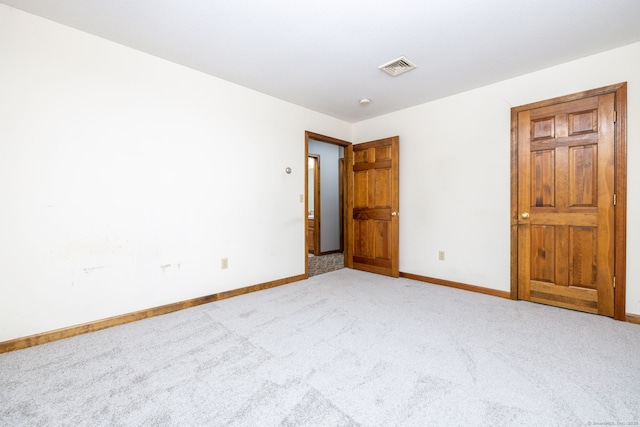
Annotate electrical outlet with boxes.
[438,251,445,261]
[221,258,228,269]
[300,194,304,203]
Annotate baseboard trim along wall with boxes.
[3,271,638,354]
[400,272,513,300]
[626,313,640,325]
[401,272,640,324]
[0,274,306,354]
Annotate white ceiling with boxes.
[3,0,640,123]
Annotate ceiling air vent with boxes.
[378,56,417,77]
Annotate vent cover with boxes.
[378,56,417,77]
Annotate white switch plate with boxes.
[300,194,304,203]
[221,258,228,269]
[438,251,445,261]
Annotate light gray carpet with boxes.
[1,269,639,426]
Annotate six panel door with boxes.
[346,136,399,277]
[517,94,615,316]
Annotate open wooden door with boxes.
[345,136,399,277]
[511,83,627,319]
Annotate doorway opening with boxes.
[305,132,351,277]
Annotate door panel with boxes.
[569,226,597,288]
[346,136,399,277]
[569,145,597,207]
[516,93,615,316]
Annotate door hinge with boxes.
[613,276,616,289]
[613,111,617,123]
[613,193,617,206]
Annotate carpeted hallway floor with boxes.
[308,252,344,276]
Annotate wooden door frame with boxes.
[304,131,351,277]
[510,82,627,320]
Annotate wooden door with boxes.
[346,136,399,277]
[515,92,618,316]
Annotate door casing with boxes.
[510,83,627,320]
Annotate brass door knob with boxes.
[521,212,530,219]
[391,212,398,217]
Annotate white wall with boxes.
[0,5,351,341]
[353,41,640,316]
[309,140,342,253]
[2,5,638,343]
